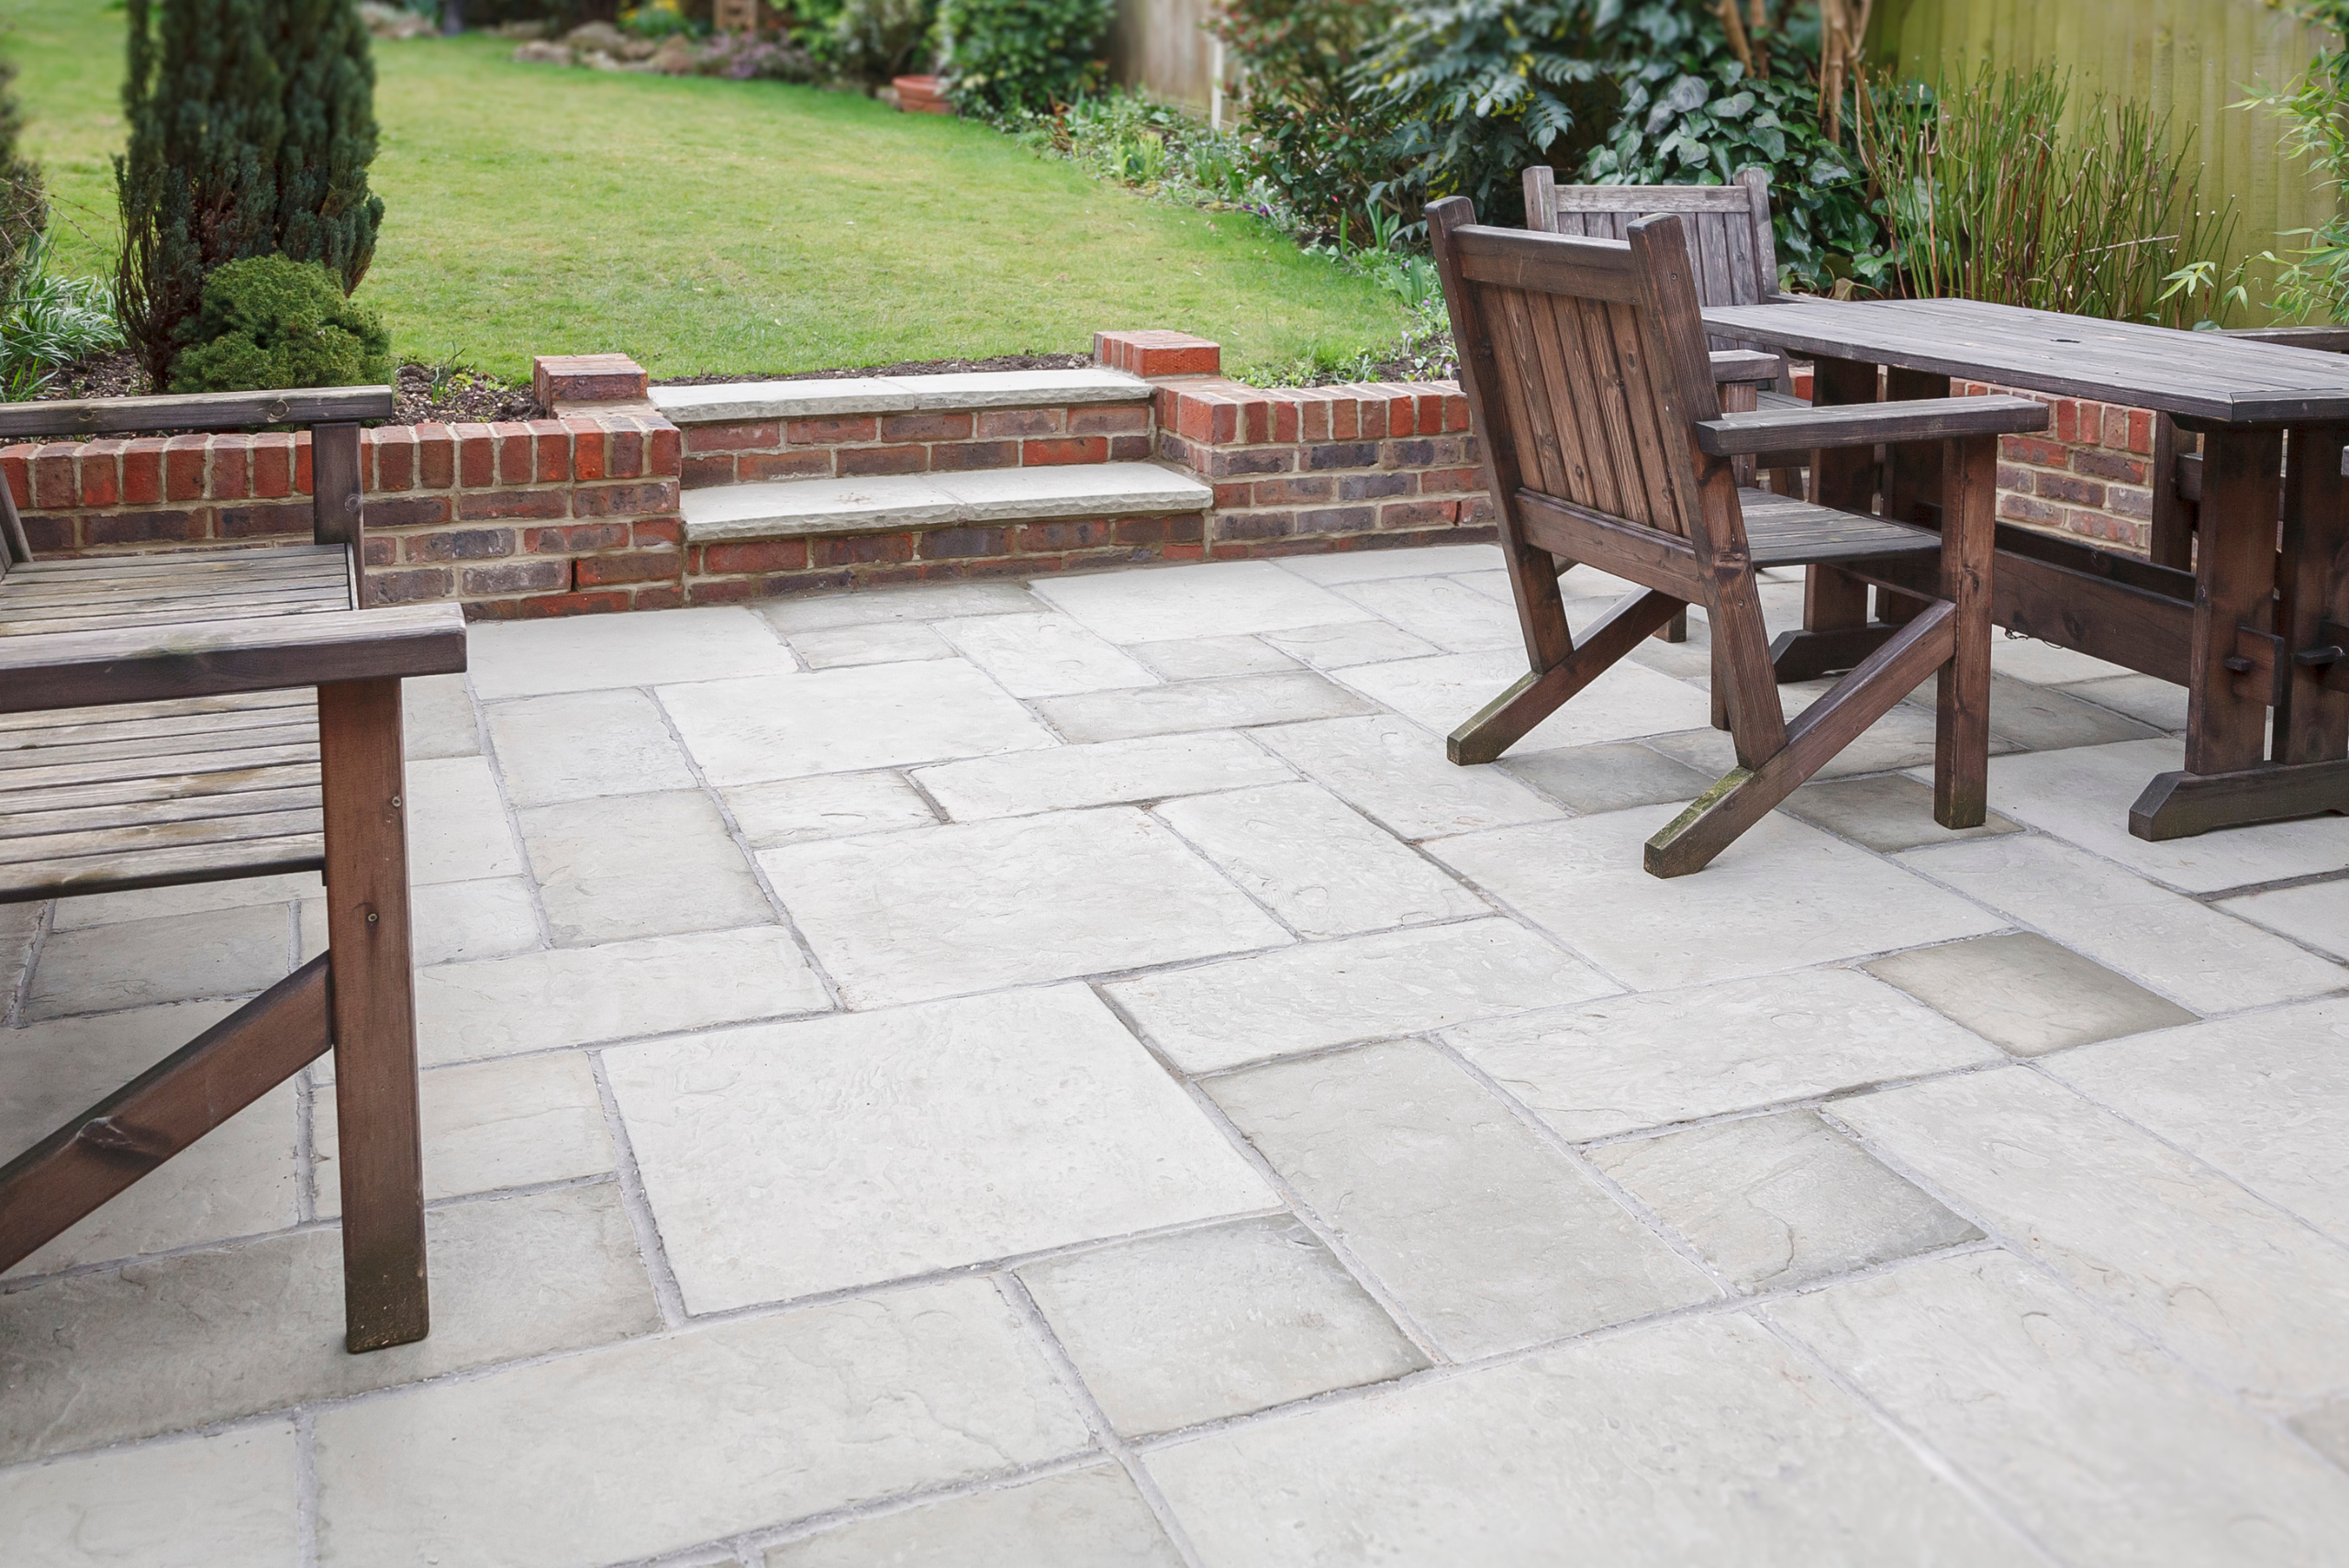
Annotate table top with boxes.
[1699,296,2349,426]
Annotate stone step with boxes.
[681,462,1213,543]
[652,368,1152,425]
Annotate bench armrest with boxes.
[1693,395,2046,457]
[1709,350,1782,385]
[0,604,467,715]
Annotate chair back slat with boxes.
[1435,209,1727,543]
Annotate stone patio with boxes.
[6,543,2349,1565]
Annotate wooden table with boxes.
[1703,296,2349,840]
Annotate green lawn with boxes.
[1,2,1401,380]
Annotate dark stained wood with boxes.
[1455,231,1641,303]
[2132,757,2349,838]
[1858,544,2194,686]
[1710,350,1782,384]
[0,384,394,439]
[2150,417,2198,572]
[311,422,367,595]
[1934,433,1998,827]
[1693,395,2045,456]
[0,958,331,1272]
[2189,428,2285,774]
[1517,491,1703,594]
[2278,425,2349,766]
[317,678,429,1351]
[0,462,29,567]
[1449,590,1686,763]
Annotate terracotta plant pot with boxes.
[893,74,952,115]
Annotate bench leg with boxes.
[1934,433,1997,828]
[317,678,429,1352]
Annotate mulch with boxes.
[20,353,544,427]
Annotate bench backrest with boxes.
[1431,198,1734,552]
[0,385,394,595]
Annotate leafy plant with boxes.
[1209,0,1405,240]
[829,0,935,80]
[938,0,1114,115]
[1857,62,2237,327]
[618,0,701,38]
[168,253,392,392]
[2239,0,2349,323]
[0,56,46,308]
[0,238,125,402]
[696,29,821,78]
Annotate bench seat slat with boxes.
[0,806,326,868]
[0,783,320,842]
[0,595,351,637]
[2,718,318,770]
[0,833,327,904]
[0,761,320,818]
[0,689,310,736]
[0,563,348,610]
[0,740,320,795]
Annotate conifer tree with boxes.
[0,56,45,305]
[115,0,384,386]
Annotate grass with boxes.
[1,1,1403,381]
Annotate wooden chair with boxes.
[0,386,464,1353]
[1427,197,2049,875]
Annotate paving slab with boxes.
[1033,560,1373,644]
[2039,996,2349,1240]
[1769,1251,2349,1567]
[314,1051,614,1216]
[936,611,1159,697]
[763,806,1288,1007]
[1035,671,1375,743]
[1106,918,1615,1073]
[722,770,940,846]
[1864,931,2197,1056]
[1341,651,1713,751]
[2,1423,300,1568]
[1499,740,1716,815]
[0,1183,659,1462]
[1331,575,1523,651]
[400,671,482,760]
[2219,876,2349,959]
[1899,672,2160,752]
[1208,1040,1717,1357]
[1593,1111,1981,1291]
[915,731,1294,820]
[2296,1397,2349,1472]
[661,661,1054,784]
[758,581,1041,632]
[299,876,542,969]
[25,904,290,1021]
[518,788,772,946]
[1019,1216,1428,1436]
[1447,967,2000,1142]
[468,606,791,698]
[1432,807,2004,992]
[1833,1066,2349,1402]
[312,1278,1090,1568]
[1260,618,1442,669]
[1900,835,2344,1015]
[1273,543,1505,583]
[786,620,955,669]
[405,755,528,884]
[1987,636,2133,684]
[1157,782,1487,939]
[767,1466,1185,1568]
[1255,714,1563,840]
[1782,774,2020,853]
[46,871,319,931]
[1145,1312,2028,1565]
[1652,700,2011,783]
[2054,673,2189,732]
[605,985,1272,1310]
[1128,634,1298,679]
[483,688,698,806]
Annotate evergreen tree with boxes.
[115,0,384,386]
[0,56,46,305]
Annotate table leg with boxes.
[1772,356,1898,679]
[1876,368,1948,628]
[2277,424,2349,765]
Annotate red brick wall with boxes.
[680,403,1154,487]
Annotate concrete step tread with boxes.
[653,368,1152,425]
[683,462,1213,542]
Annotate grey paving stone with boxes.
[767,1467,1186,1568]
[762,807,1289,1008]
[1500,741,1715,815]
[299,876,541,968]
[312,1278,1090,1568]
[605,985,1272,1311]
[1274,543,1503,583]
[314,1051,614,1217]
[518,789,773,946]
[1128,634,1297,679]
[1770,1251,2349,1568]
[2219,876,2349,960]
[1032,560,1369,644]
[660,662,1053,785]
[405,755,528,885]
[1,897,38,1007]
[1833,1066,2349,1401]
[26,904,290,1021]
[683,474,961,540]
[1865,931,2197,1056]
[1332,575,1522,651]
[1035,672,1375,743]
[400,671,482,760]
[483,688,698,806]
[1106,918,1614,1073]
[787,620,956,670]
[409,927,828,1067]
[915,731,1294,821]
[1780,774,2019,853]
[2056,673,2190,733]
[722,770,938,847]
[1987,635,2132,684]
[1255,714,1563,840]
[1898,836,2343,1015]
[758,580,1041,632]
[1448,967,1999,1142]
[47,872,317,931]
[2,1423,300,1568]
[1592,1111,1981,1291]
[469,606,791,698]
[0,1183,660,1462]
[2040,995,2349,1241]
[1019,1216,1429,1436]
[2292,1396,2349,1473]
[1430,808,2002,993]
[1145,1311,2028,1565]
[1899,672,2160,752]
[1207,1040,1716,1357]
[933,463,1211,525]
[1157,783,1486,939]
[1259,618,1442,669]
[1652,698,2010,784]
[937,612,1158,697]
[1339,650,1712,751]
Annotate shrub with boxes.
[939,0,1113,115]
[0,57,45,307]
[696,29,821,79]
[0,239,125,402]
[116,0,387,388]
[831,0,935,81]
[167,254,392,392]
[2241,0,2349,322]
[1209,0,1403,239]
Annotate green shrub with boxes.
[0,57,44,308]
[2241,0,2349,322]
[831,0,935,80]
[939,0,1113,115]
[1209,0,1404,239]
[167,254,391,392]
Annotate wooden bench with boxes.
[0,386,466,1352]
